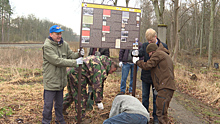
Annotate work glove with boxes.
[76,57,83,65]
[119,61,123,68]
[153,87,158,96]
[132,50,139,56]
[132,57,139,64]
[97,102,104,110]
[78,49,85,56]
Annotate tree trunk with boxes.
[114,0,118,6]
[1,1,4,42]
[172,0,179,63]
[208,0,215,67]
[126,0,129,7]
[200,0,206,57]
[151,0,165,24]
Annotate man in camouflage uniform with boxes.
[63,55,117,119]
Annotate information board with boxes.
[80,3,141,49]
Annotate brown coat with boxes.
[137,43,176,92]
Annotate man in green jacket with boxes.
[42,25,84,124]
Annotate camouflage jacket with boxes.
[68,55,112,102]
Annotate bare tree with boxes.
[200,0,206,57]
[208,0,216,67]
[140,0,154,42]
[172,0,179,63]
[150,0,165,24]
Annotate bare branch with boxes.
[179,17,192,32]
[179,0,203,19]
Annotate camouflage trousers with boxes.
[63,72,94,119]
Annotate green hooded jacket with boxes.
[42,38,79,91]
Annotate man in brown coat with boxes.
[136,43,176,124]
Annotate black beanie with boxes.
[146,43,158,54]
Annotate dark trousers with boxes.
[42,90,66,124]
[156,89,174,124]
[142,81,158,122]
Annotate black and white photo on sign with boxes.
[83,7,94,16]
[136,16,140,21]
[82,36,90,43]
[102,33,106,41]
[103,16,107,21]
[121,31,128,37]
[103,21,106,26]
[122,18,128,24]
[121,37,127,42]
[82,24,91,30]
[122,11,129,19]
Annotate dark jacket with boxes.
[119,49,133,63]
[88,48,110,57]
[138,38,168,82]
[137,43,175,91]
[119,41,143,63]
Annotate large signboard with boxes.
[80,3,141,49]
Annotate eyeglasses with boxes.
[148,36,156,43]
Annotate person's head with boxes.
[108,62,118,74]
[146,43,158,57]
[49,25,64,42]
[145,28,157,43]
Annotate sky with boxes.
[9,0,140,35]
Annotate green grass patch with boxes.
[213,74,220,78]
[0,107,13,117]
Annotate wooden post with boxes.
[132,64,137,97]
[77,47,83,124]
[77,3,84,123]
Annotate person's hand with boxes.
[119,61,123,67]
[97,102,104,110]
[132,50,139,56]
[76,57,83,65]
[78,49,85,56]
[132,57,139,64]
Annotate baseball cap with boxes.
[49,25,64,33]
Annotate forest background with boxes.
[0,0,220,123]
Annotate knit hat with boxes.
[146,43,158,54]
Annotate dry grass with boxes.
[0,70,143,124]
[175,54,220,109]
[0,45,135,124]
[1,45,219,123]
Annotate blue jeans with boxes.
[120,63,134,93]
[103,112,148,124]
[142,81,158,122]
